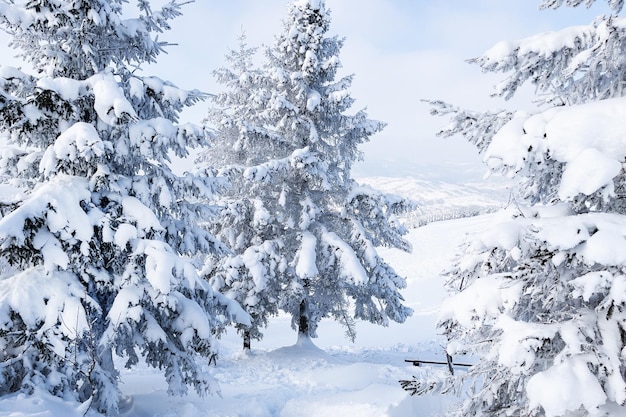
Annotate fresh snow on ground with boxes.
[115,214,492,417]
[0,179,502,416]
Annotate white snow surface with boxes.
[88,73,137,125]
[321,230,369,285]
[481,24,595,68]
[295,0,322,11]
[527,358,608,417]
[295,231,318,279]
[306,90,321,112]
[486,97,626,200]
[0,182,496,417]
[111,214,485,417]
[36,77,82,101]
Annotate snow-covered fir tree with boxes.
[0,1,247,415]
[199,33,284,350]
[201,0,412,347]
[402,1,626,416]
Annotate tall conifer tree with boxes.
[203,0,412,347]
[0,1,246,414]
[403,1,626,415]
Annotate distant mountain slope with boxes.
[358,176,512,227]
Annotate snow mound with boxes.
[0,389,91,417]
[267,334,339,363]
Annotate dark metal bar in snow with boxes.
[404,359,472,367]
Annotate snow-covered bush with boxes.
[201,0,412,347]
[0,1,246,415]
[402,1,626,416]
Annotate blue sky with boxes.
[0,1,612,181]
[145,0,607,180]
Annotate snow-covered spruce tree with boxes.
[0,1,247,415]
[202,0,412,347]
[199,33,284,351]
[402,1,626,416]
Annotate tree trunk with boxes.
[243,329,251,351]
[298,300,309,337]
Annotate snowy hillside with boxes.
[0,208,495,417]
[358,176,511,227]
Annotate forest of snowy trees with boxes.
[1,0,626,416]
